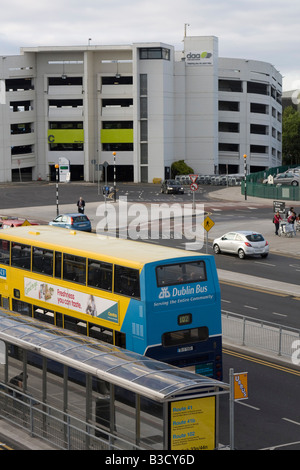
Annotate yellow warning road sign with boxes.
[202,216,215,232]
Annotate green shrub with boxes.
[171,160,194,178]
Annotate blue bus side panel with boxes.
[145,256,222,346]
[120,256,223,379]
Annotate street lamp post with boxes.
[113,151,116,202]
[55,164,59,215]
[243,154,247,201]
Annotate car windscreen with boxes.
[245,234,264,242]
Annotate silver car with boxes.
[273,172,299,186]
[213,231,269,259]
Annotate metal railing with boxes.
[222,312,300,359]
[241,181,300,201]
[0,385,145,450]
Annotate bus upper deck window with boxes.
[32,247,53,276]
[11,242,31,270]
[0,239,10,265]
[156,261,207,287]
[114,265,140,298]
[88,259,112,292]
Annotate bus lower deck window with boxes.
[162,327,209,347]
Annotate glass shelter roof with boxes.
[0,310,229,402]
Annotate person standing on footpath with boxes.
[273,210,282,235]
[287,209,297,236]
[77,196,85,214]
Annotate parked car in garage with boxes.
[273,172,299,186]
[263,169,299,185]
[49,213,92,232]
[161,179,184,194]
[213,230,269,259]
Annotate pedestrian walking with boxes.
[286,206,294,219]
[273,211,282,235]
[77,196,85,214]
[287,210,297,236]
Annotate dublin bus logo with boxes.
[159,287,171,299]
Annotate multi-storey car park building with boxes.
[0,35,282,183]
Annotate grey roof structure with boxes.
[0,309,229,402]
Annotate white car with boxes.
[213,231,269,259]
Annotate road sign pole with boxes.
[55,164,59,216]
[202,216,215,253]
[189,174,199,213]
[113,152,117,202]
[229,368,234,450]
[243,154,247,201]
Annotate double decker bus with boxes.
[0,226,222,379]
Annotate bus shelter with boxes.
[0,310,230,450]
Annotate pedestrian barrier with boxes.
[222,312,300,358]
[0,384,144,450]
[241,181,300,201]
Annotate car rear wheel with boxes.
[238,249,245,259]
[291,181,299,186]
[261,253,268,258]
[213,244,221,254]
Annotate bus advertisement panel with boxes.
[24,277,119,323]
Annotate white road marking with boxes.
[282,417,300,426]
[272,312,287,317]
[255,261,276,267]
[236,401,260,411]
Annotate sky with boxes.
[0,0,299,91]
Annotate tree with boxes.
[171,160,194,178]
[282,106,300,165]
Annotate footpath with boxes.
[205,186,300,296]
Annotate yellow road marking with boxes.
[220,280,300,300]
[223,348,300,376]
